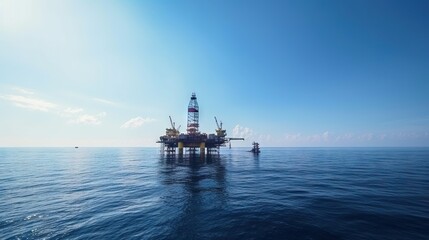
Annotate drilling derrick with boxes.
[187,93,199,135]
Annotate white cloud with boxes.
[93,97,117,106]
[70,113,104,125]
[69,112,106,125]
[282,131,407,146]
[121,117,155,129]
[284,132,331,144]
[232,124,254,139]
[12,87,34,95]
[257,134,272,142]
[332,133,354,142]
[358,133,374,141]
[322,131,330,141]
[0,94,56,111]
[285,133,302,141]
[2,87,109,126]
[63,107,83,114]
[0,0,42,34]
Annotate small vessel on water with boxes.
[75,146,78,149]
[250,142,260,154]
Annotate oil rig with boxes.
[157,93,244,156]
[250,142,260,154]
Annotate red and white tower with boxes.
[187,93,199,135]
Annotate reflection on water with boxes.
[158,154,228,238]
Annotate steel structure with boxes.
[250,142,260,154]
[187,93,199,135]
[158,93,244,156]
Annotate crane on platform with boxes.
[215,116,222,129]
[166,116,180,137]
[169,116,175,129]
[169,116,181,132]
[214,117,227,137]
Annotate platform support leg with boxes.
[178,142,184,156]
[200,142,205,157]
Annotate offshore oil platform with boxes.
[157,93,244,156]
[250,142,260,154]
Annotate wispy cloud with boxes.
[0,94,56,111]
[357,133,374,141]
[69,112,106,125]
[62,107,83,114]
[232,124,254,139]
[2,87,109,125]
[12,87,34,95]
[285,131,340,143]
[281,131,420,146]
[93,97,118,106]
[72,115,100,125]
[258,134,272,142]
[59,107,84,118]
[121,117,155,129]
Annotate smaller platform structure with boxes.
[250,142,260,154]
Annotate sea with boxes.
[0,147,428,240]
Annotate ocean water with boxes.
[0,147,428,240]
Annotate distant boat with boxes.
[75,146,78,148]
[250,142,260,154]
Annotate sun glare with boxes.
[0,0,41,34]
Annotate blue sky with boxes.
[1,0,428,147]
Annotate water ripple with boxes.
[0,147,428,239]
